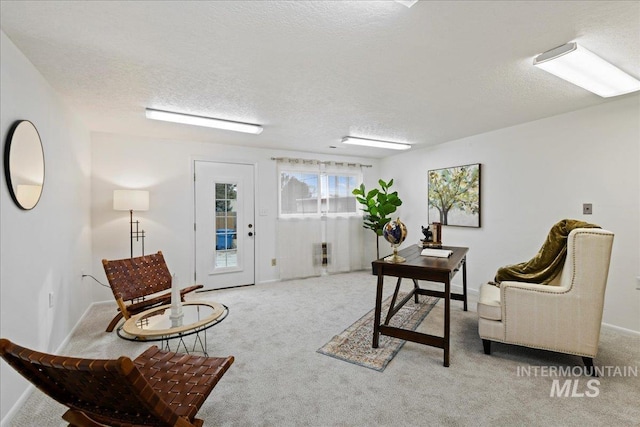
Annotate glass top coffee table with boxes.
[117,301,228,356]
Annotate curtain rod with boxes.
[271,157,372,168]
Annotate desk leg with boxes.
[372,272,384,348]
[412,279,420,303]
[462,256,468,312]
[444,279,450,367]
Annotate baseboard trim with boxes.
[601,322,640,336]
[451,283,479,296]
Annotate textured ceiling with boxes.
[1,1,639,158]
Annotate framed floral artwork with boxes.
[428,163,481,228]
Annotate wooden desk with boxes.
[372,245,468,367]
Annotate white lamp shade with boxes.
[534,43,640,98]
[113,190,149,211]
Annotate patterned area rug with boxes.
[317,293,439,371]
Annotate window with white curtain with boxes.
[324,174,359,214]
[278,162,360,217]
[280,171,319,215]
[275,158,366,280]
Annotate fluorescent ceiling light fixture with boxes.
[145,108,263,134]
[395,0,419,7]
[533,42,640,98]
[342,137,411,150]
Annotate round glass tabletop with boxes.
[118,301,228,342]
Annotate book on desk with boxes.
[420,247,453,258]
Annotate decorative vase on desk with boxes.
[170,274,184,327]
[383,218,408,263]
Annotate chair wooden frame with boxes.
[0,338,234,427]
[102,251,203,332]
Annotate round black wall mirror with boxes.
[4,120,45,210]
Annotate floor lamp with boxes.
[113,189,150,258]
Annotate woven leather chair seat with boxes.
[102,251,203,332]
[0,338,234,427]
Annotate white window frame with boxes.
[278,163,362,218]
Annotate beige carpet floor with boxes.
[6,271,640,426]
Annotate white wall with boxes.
[382,95,640,332]
[2,24,637,423]
[90,133,381,302]
[0,31,93,422]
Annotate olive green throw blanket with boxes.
[494,219,600,285]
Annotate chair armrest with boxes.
[500,280,569,295]
[500,280,599,356]
[500,280,572,321]
[181,284,204,295]
[126,284,204,315]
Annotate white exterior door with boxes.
[195,161,255,290]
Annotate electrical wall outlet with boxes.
[582,203,593,214]
[271,258,277,266]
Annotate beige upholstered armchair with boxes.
[477,228,614,370]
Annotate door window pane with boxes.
[215,182,238,268]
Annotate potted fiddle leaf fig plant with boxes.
[352,178,402,259]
